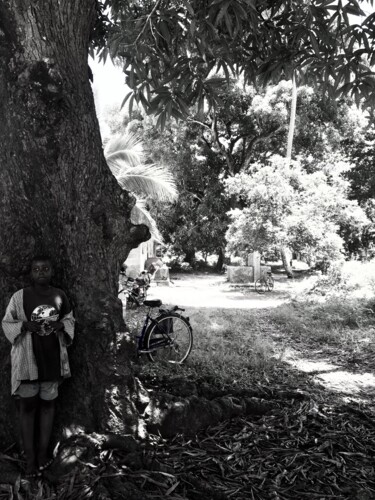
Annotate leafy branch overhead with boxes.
[96,0,375,127]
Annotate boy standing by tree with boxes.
[2,256,75,478]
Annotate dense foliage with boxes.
[141,121,230,266]
[94,0,375,267]
[97,0,375,128]
[225,154,369,264]
[99,79,371,265]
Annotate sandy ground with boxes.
[145,272,294,309]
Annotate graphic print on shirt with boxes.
[31,305,59,335]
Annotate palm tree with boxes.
[104,132,177,240]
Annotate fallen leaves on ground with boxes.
[1,390,374,499]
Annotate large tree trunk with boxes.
[0,1,149,448]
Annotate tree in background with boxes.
[345,126,375,205]
[343,126,375,257]
[125,82,367,269]
[135,82,296,268]
[225,155,369,266]
[143,121,230,268]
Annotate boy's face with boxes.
[31,260,53,285]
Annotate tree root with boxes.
[145,393,273,438]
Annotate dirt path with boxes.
[147,272,291,309]
[147,273,375,407]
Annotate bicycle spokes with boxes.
[145,315,193,363]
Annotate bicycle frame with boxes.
[120,276,149,307]
[136,309,172,355]
[255,271,274,294]
[136,311,151,354]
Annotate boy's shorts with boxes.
[15,381,59,400]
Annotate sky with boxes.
[90,56,127,115]
[90,56,129,140]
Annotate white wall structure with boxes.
[125,239,155,277]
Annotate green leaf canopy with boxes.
[98,0,375,124]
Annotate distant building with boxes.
[125,238,162,277]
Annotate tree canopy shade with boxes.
[100,0,375,127]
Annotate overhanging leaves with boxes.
[93,0,375,126]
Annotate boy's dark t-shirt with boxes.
[23,286,71,382]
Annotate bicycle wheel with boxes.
[267,276,274,291]
[144,314,193,363]
[255,278,267,294]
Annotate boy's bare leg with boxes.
[38,398,55,468]
[19,396,38,474]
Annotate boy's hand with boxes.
[22,321,41,333]
[49,321,64,332]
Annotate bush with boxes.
[306,260,375,298]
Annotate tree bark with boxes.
[184,248,196,267]
[280,247,294,279]
[286,71,297,165]
[0,1,149,448]
[215,246,225,272]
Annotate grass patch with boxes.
[266,298,375,343]
[264,261,375,346]
[127,261,375,394]
[189,308,274,385]
[127,306,276,392]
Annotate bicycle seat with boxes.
[144,299,162,308]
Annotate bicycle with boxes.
[255,271,274,294]
[119,271,151,308]
[135,299,193,363]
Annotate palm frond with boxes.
[131,201,163,242]
[107,152,143,177]
[117,164,178,202]
[104,133,145,163]
[104,132,177,243]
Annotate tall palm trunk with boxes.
[280,72,298,279]
[286,72,298,164]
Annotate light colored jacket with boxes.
[2,289,75,395]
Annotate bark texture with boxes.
[286,71,297,164]
[0,0,149,448]
[280,247,294,279]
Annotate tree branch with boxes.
[187,118,212,130]
[134,0,163,46]
[244,125,285,166]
